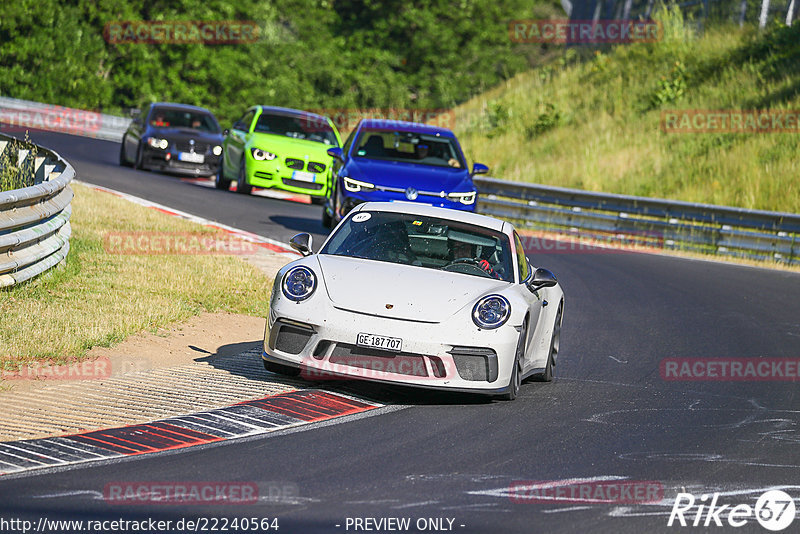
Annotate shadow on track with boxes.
[196,341,494,407]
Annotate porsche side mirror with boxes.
[289,233,314,256]
[472,162,489,175]
[327,147,344,161]
[527,268,557,291]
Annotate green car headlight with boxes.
[251,148,277,161]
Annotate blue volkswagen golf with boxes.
[321,119,488,228]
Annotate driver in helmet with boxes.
[450,240,500,279]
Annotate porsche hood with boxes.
[315,255,507,323]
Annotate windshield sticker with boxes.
[352,213,371,223]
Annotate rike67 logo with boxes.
[668,490,796,531]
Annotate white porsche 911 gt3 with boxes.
[262,201,564,400]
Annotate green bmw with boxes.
[216,106,341,203]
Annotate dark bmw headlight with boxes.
[251,148,277,161]
[146,137,169,150]
[282,266,316,301]
[472,295,510,329]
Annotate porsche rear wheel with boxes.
[500,323,526,401]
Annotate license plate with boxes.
[178,152,204,163]
[291,170,316,183]
[357,333,402,352]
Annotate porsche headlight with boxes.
[251,148,277,161]
[472,295,510,329]
[147,137,169,150]
[212,145,223,156]
[282,266,316,302]
[448,191,477,205]
[343,176,375,193]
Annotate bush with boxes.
[0,0,562,125]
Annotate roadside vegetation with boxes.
[0,183,273,367]
[455,8,800,213]
[0,0,561,125]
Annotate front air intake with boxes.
[270,320,314,355]
[448,347,498,382]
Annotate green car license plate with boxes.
[291,170,316,183]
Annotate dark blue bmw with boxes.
[321,119,488,228]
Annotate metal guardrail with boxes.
[474,177,800,265]
[0,96,130,142]
[0,133,74,287]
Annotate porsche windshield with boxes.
[254,112,338,146]
[353,129,465,168]
[320,211,514,282]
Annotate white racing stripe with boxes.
[74,180,300,257]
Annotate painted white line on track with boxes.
[74,180,300,257]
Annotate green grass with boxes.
[455,8,800,213]
[0,183,273,367]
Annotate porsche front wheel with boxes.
[501,323,526,401]
[534,302,562,382]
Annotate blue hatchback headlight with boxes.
[282,266,316,301]
[448,191,477,205]
[472,295,511,329]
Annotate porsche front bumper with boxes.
[262,296,521,395]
